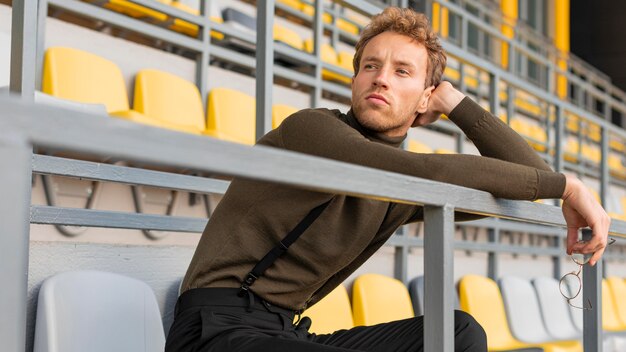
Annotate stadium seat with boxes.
[609,154,626,179]
[352,273,414,326]
[94,0,169,22]
[33,270,165,352]
[563,137,581,163]
[304,39,351,84]
[302,3,362,35]
[434,148,455,154]
[221,7,303,50]
[407,275,459,316]
[132,69,206,134]
[606,277,626,329]
[531,277,581,341]
[581,142,601,164]
[499,276,582,351]
[337,51,355,76]
[167,0,225,40]
[406,140,433,154]
[272,104,298,129]
[42,47,133,115]
[302,285,354,334]
[206,88,256,145]
[459,275,545,351]
[602,279,626,332]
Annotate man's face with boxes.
[351,31,433,137]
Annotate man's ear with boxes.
[416,86,435,113]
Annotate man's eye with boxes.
[364,64,376,70]
[397,69,409,75]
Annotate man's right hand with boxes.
[561,174,611,266]
[412,81,465,127]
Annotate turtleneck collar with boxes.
[344,108,407,148]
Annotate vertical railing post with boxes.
[255,0,275,140]
[582,229,603,351]
[311,0,324,108]
[10,0,39,101]
[424,204,455,352]
[0,131,33,352]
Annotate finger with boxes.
[589,246,606,266]
[566,227,579,255]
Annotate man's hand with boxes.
[412,81,465,127]
[561,174,611,266]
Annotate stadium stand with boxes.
[531,277,581,341]
[33,270,165,352]
[4,0,626,350]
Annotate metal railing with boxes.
[2,95,626,351]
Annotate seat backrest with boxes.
[407,275,459,316]
[607,277,626,329]
[42,47,130,113]
[302,285,354,334]
[602,279,626,331]
[352,273,414,326]
[406,140,433,154]
[34,270,165,352]
[499,276,555,343]
[206,88,256,145]
[272,104,298,129]
[133,69,205,132]
[304,39,339,65]
[459,275,524,350]
[531,276,580,340]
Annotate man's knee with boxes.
[454,310,487,350]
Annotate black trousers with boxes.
[165,288,488,352]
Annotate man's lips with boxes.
[365,94,389,105]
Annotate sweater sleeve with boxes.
[277,108,565,201]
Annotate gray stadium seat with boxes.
[34,270,165,352]
[407,275,459,316]
[531,277,581,340]
[499,276,581,350]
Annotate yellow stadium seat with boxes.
[459,275,580,352]
[442,66,479,90]
[272,104,298,129]
[565,114,580,133]
[610,138,626,153]
[352,274,414,326]
[336,18,359,35]
[609,154,626,179]
[529,124,548,152]
[406,140,433,154]
[276,0,303,11]
[167,1,224,40]
[581,142,601,164]
[584,123,601,142]
[97,0,169,22]
[607,277,626,328]
[337,51,354,75]
[301,4,334,24]
[131,69,205,134]
[434,148,455,154]
[608,196,626,221]
[563,137,581,163]
[602,279,626,332]
[273,24,304,50]
[302,285,354,334]
[304,39,350,84]
[205,88,256,145]
[42,47,133,115]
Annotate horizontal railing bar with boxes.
[31,155,230,194]
[30,205,206,232]
[386,235,563,255]
[3,99,626,236]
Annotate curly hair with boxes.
[353,7,446,87]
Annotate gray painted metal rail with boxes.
[3,97,626,351]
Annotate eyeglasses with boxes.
[558,237,616,310]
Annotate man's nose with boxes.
[372,68,390,88]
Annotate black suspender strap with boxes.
[238,200,331,297]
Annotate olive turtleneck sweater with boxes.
[182,97,565,310]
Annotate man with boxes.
[166,7,610,352]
